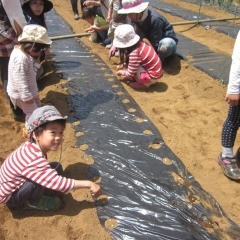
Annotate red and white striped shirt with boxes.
[121,41,162,79]
[0,142,74,203]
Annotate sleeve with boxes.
[12,55,34,101]
[122,50,141,79]
[150,18,164,52]
[22,156,75,194]
[227,31,240,94]
[2,0,27,32]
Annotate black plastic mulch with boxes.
[45,5,240,240]
[149,0,239,84]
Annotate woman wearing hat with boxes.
[118,0,178,62]
[7,24,52,125]
[114,24,162,89]
[22,0,53,60]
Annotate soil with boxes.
[1,0,240,239]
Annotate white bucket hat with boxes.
[113,24,140,48]
[118,0,149,14]
[18,24,52,45]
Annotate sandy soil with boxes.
[1,0,240,239]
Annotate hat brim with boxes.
[18,36,52,45]
[28,115,67,134]
[118,2,149,14]
[44,1,53,12]
[22,0,53,13]
[113,34,140,48]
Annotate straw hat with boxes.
[113,24,140,48]
[27,106,67,134]
[118,0,149,14]
[22,0,53,13]
[18,24,52,45]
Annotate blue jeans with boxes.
[158,38,177,62]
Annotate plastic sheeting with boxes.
[149,0,238,84]
[46,7,240,240]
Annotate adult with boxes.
[70,0,104,20]
[118,0,178,62]
[83,0,109,20]
[0,0,27,121]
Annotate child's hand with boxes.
[225,93,240,106]
[109,46,117,58]
[116,70,122,76]
[116,64,124,71]
[89,182,102,197]
[25,98,34,104]
[83,0,92,6]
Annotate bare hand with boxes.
[89,182,102,198]
[25,98,34,104]
[225,93,240,106]
[116,64,124,71]
[109,46,117,58]
[116,70,122,76]
[83,0,91,6]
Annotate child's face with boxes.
[36,122,65,154]
[29,0,44,16]
[84,16,94,25]
[29,49,42,60]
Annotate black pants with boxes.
[222,104,240,148]
[6,162,63,207]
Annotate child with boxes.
[217,31,240,180]
[82,7,110,46]
[22,0,53,60]
[113,24,162,89]
[106,0,129,56]
[0,106,102,210]
[7,24,51,125]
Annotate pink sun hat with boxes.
[118,0,149,14]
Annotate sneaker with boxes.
[24,195,60,211]
[217,154,240,180]
[74,13,79,20]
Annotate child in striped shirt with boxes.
[113,24,163,89]
[7,24,51,126]
[0,106,102,210]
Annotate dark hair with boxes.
[30,119,67,143]
[23,1,47,28]
[82,7,96,20]
[119,40,140,66]
[20,42,50,52]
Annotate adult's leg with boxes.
[0,57,25,120]
[70,0,79,19]
[158,38,177,62]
